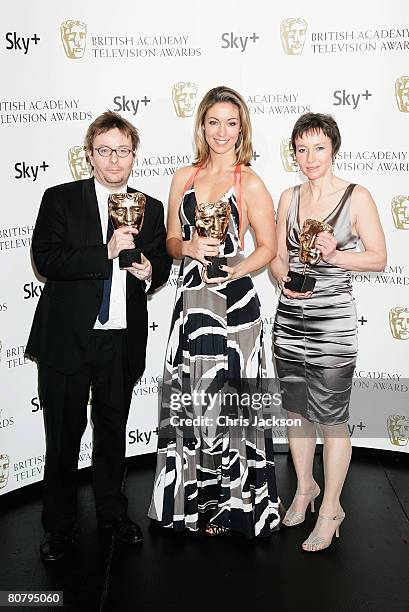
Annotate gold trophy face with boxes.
[195,200,231,243]
[389,306,409,340]
[108,192,146,231]
[299,219,334,265]
[391,195,409,230]
[387,415,409,446]
[395,76,409,113]
[280,138,298,172]
[172,81,198,117]
[68,146,91,180]
[0,453,9,489]
[60,20,87,59]
[280,18,308,55]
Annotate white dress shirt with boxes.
[93,180,127,330]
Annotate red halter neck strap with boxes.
[234,165,244,249]
[182,164,244,249]
[182,165,202,194]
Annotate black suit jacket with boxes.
[26,178,172,379]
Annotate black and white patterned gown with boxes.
[148,167,281,538]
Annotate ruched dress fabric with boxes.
[273,184,358,425]
[148,172,281,538]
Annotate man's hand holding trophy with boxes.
[107,192,152,281]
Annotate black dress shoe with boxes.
[99,516,143,544]
[40,530,76,562]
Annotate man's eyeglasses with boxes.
[94,146,134,158]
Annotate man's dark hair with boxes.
[85,110,140,153]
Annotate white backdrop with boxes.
[1,0,408,495]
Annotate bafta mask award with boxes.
[284,218,334,293]
[108,192,146,269]
[195,200,231,278]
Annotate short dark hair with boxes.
[291,112,341,158]
[84,110,140,153]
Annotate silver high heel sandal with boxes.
[302,511,346,552]
[282,484,320,527]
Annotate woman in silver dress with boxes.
[271,113,386,551]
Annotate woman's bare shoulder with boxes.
[170,165,197,191]
[241,166,268,193]
[351,183,372,199]
[174,165,196,181]
[279,185,296,208]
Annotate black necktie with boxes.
[97,216,114,325]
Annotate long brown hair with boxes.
[193,86,253,166]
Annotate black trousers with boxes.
[38,330,135,534]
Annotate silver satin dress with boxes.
[273,184,358,425]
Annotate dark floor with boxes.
[1,448,409,612]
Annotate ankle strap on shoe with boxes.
[318,513,341,521]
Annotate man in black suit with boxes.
[26,111,172,561]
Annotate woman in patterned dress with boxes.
[148,86,280,537]
[271,113,386,551]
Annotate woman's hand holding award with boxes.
[195,200,231,278]
[284,218,334,293]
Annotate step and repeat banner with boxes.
[1,0,408,494]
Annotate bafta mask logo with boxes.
[195,200,231,241]
[68,146,91,181]
[0,453,9,489]
[389,307,409,340]
[172,81,198,118]
[391,195,409,230]
[299,219,333,265]
[280,138,298,172]
[280,18,308,55]
[60,20,87,59]
[395,76,409,112]
[109,193,146,231]
[387,415,409,446]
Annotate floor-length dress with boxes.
[148,166,281,537]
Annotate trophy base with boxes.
[284,271,316,293]
[119,248,141,269]
[206,256,227,279]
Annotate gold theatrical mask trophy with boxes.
[108,193,146,269]
[284,219,334,293]
[195,200,231,278]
